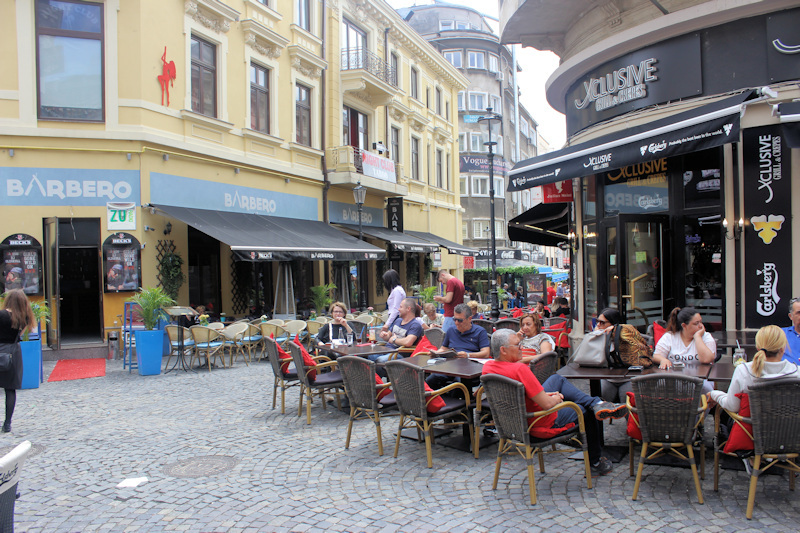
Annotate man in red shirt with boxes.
[483,329,626,475]
[434,269,465,333]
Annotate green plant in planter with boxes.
[128,287,175,330]
[25,300,51,341]
[158,251,185,301]
[419,286,438,304]
[309,283,337,315]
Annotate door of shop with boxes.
[599,215,670,331]
[43,218,104,348]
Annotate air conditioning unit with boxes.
[495,72,504,81]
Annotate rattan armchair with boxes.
[165,325,194,370]
[529,351,559,384]
[189,325,226,371]
[480,374,592,505]
[743,377,800,519]
[423,328,445,349]
[338,356,398,456]
[264,337,300,414]
[289,342,344,425]
[240,323,263,361]
[627,374,707,503]
[472,319,495,337]
[221,322,249,366]
[260,323,290,349]
[384,359,473,468]
[494,318,520,332]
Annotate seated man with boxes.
[483,329,627,476]
[426,303,490,389]
[375,297,423,363]
[552,297,571,318]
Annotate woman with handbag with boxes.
[0,289,35,432]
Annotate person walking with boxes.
[434,269,464,333]
[0,289,35,433]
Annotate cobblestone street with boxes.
[4,358,798,532]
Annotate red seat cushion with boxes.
[411,336,436,357]
[722,393,754,453]
[529,421,575,439]
[424,382,446,413]
[293,335,317,381]
[271,333,292,375]
[626,392,642,441]
[375,374,391,401]
[512,308,523,318]
[653,322,667,347]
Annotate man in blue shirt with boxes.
[783,298,800,365]
[427,303,490,389]
[375,298,423,363]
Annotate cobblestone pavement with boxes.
[4,357,798,532]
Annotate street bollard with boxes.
[108,332,119,360]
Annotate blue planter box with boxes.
[20,340,42,389]
[134,330,165,376]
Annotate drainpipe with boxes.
[384,27,390,162]
[321,0,330,285]
[513,45,520,163]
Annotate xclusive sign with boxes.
[743,126,792,327]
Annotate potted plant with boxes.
[128,287,175,376]
[20,299,50,389]
[309,283,336,316]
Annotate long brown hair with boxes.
[519,312,541,336]
[2,289,35,333]
[751,325,788,378]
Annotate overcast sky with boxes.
[387,0,567,150]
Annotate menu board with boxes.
[103,232,141,293]
[0,234,42,295]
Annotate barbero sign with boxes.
[743,126,792,327]
[1,168,140,206]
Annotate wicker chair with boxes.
[354,314,375,326]
[264,337,300,414]
[743,377,800,519]
[266,319,285,326]
[423,328,445,349]
[494,318,520,332]
[189,325,226,371]
[712,403,754,492]
[529,351,559,384]
[289,342,344,425]
[305,320,323,349]
[385,359,473,468]
[480,374,593,505]
[240,323,263,361]
[260,323,290,349]
[627,374,707,503]
[338,356,398,456]
[472,319,495,337]
[165,325,194,370]
[0,440,32,532]
[221,322,249,366]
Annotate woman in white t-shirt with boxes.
[653,306,716,369]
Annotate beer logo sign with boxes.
[751,214,784,244]
[756,263,780,317]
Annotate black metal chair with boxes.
[480,374,593,505]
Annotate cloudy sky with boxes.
[387,0,568,150]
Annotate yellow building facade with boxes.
[0,0,466,353]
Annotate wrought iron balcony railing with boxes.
[341,48,397,87]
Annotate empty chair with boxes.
[190,325,226,371]
[0,440,32,531]
[260,323,289,349]
[529,351,559,384]
[283,320,308,338]
[423,328,445,349]
[264,337,301,414]
[240,323,264,361]
[345,314,356,320]
[289,343,344,425]
[164,325,194,370]
[266,319,285,326]
[207,322,225,331]
[305,320,323,349]
[354,314,375,326]
[221,322,249,366]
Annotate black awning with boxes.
[779,101,800,148]
[155,205,386,261]
[336,224,440,253]
[508,91,755,191]
[508,203,570,247]
[405,230,477,256]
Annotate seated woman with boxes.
[316,301,354,345]
[466,300,484,320]
[533,300,550,319]
[592,308,629,402]
[708,325,800,412]
[421,302,443,330]
[518,312,554,364]
[653,306,717,368]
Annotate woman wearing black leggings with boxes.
[0,289,35,432]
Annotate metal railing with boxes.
[341,48,397,87]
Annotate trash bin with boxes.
[20,340,42,389]
[108,332,119,360]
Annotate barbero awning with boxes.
[154,205,386,261]
[404,231,477,256]
[778,101,800,148]
[508,203,570,248]
[335,224,440,253]
[508,90,756,191]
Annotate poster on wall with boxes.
[743,126,792,328]
[0,234,42,295]
[102,233,142,293]
[524,273,547,306]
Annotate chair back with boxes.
[289,342,312,386]
[354,314,375,325]
[494,318,520,332]
[165,325,192,343]
[283,320,307,335]
[548,317,567,327]
[190,325,221,344]
[338,356,381,411]
[221,322,248,341]
[260,323,288,340]
[480,374,530,445]
[631,374,704,444]
[472,319,495,336]
[266,319,285,326]
[385,360,429,419]
[305,321,323,336]
[423,328,445,348]
[264,337,285,378]
[345,314,356,320]
[748,377,800,456]
[529,351,558,384]
[249,318,264,326]
[207,322,225,330]
[315,317,331,324]
[347,320,368,342]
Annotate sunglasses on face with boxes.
[453,317,466,323]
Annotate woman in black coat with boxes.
[0,289,35,432]
[316,301,354,345]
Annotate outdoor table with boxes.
[163,306,198,373]
[712,330,759,360]
[707,360,736,385]
[317,343,398,359]
[557,363,629,397]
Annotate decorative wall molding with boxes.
[241,20,289,59]
[185,0,240,34]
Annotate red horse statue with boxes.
[158,47,177,106]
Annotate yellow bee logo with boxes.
[750,214,785,244]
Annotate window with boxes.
[470,132,486,153]
[440,20,453,31]
[436,88,442,115]
[460,176,468,196]
[256,0,268,4]
[298,0,311,31]
[342,18,366,52]
[488,54,499,73]
[520,119,529,138]
[468,92,486,111]
[295,84,311,146]
[490,95,502,114]
[426,88,431,109]
[468,51,485,69]
[446,153,451,190]
[462,222,469,240]
[411,137,420,180]
[494,177,504,198]
[343,106,368,149]
[36,0,104,121]
[446,101,450,121]
[436,150,443,188]
[410,68,418,100]
[391,127,400,163]
[390,53,398,87]
[459,133,467,152]
[472,176,489,196]
[443,50,462,68]
[456,21,469,30]
[250,63,269,133]
[457,92,465,111]
[191,35,217,117]
[473,221,489,239]
[427,143,432,183]
[495,220,505,239]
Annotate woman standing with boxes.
[0,289,35,432]
[380,269,405,332]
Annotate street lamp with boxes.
[478,107,502,320]
[353,181,367,311]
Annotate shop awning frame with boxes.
[404,230,477,256]
[778,101,800,148]
[508,203,570,248]
[508,91,756,191]
[154,205,386,261]
[335,224,440,253]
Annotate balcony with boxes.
[326,145,408,197]
[340,48,398,106]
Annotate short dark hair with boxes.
[453,303,472,317]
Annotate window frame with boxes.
[468,91,486,111]
[472,176,489,197]
[295,83,312,146]
[467,50,485,69]
[391,126,400,164]
[439,20,454,31]
[297,0,311,32]
[458,133,467,152]
[410,68,419,100]
[469,132,485,153]
[435,149,443,188]
[489,95,502,115]
[191,34,218,118]
[488,54,499,73]
[390,52,399,87]
[411,136,420,181]
[456,21,469,30]
[250,62,270,134]
[457,91,465,111]
[435,87,442,116]
[443,49,462,68]
[460,175,469,197]
[473,219,490,239]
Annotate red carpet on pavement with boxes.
[48,358,106,382]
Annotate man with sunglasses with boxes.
[426,303,490,389]
[783,298,800,365]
